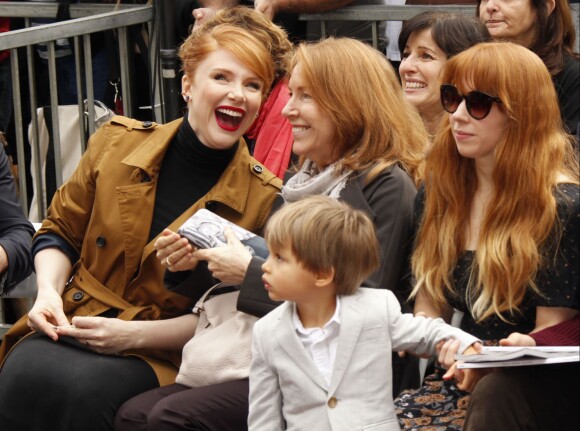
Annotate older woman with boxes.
[0,22,282,431]
[398,11,490,136]
[395,42,578,430]
[477,0,580,135]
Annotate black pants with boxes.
[0,333,158,431]
[464,363,580,431]
[114,379,249,431]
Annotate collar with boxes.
[292,296,342,335]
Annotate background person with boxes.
[476,0,580,136]
[0,145,35,296]
[398,11,490,136]
[0,22,281,431]
[394,42,579,430]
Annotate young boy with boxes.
[248,195,480,431]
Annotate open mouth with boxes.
[215,106,245,132]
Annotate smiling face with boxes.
[449,85,509,168]
[479,0,537,47]
[399,28,448,123]
[281,64,340,169]
[182,48,264,150]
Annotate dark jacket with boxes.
[238,163,417,318]
[0,145,35,295]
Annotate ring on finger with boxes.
[166,255,172,266]
[85,339,91,347]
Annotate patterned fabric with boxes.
[396,367,470,431]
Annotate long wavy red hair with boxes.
[411,42,578,322]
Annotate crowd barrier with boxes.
[300,4,580,52]
[0,2,158,219]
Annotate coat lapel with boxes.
[328,293,365,393]
[115,119,181,284]
[275,303,329,391]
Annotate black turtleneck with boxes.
[149,118,238,241]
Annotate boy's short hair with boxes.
[264,195,380,295]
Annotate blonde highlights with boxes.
[265,196,380,295]
[411,42,579,322]
[291,38,427,184]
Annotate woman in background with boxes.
[477,0,579,135]
[398,11,490,136]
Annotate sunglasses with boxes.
[440,84,502,120]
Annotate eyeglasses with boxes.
[440,84,502,120]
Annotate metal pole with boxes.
[157,0,180,122]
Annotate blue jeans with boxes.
[49,48,110,105]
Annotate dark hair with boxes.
[476,0,579,76]
[399,11,490,59]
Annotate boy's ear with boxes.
[314,267,335,288]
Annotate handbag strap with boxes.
[192,283,239,315]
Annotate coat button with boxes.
[205,201,217,211]
[327,397,338,408]
[253,164,264,173]
[142,121,153,128]
[96,236,107,248]
[72,291,84,301]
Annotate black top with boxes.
[416,183,579,341]
[554,54,580,136]
[238,164,418,317]
[149,118,236,241]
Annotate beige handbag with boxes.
[176,283,258,388]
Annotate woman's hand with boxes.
[194,228,252,285]
[27,286,70,341]
[499,332,536,347]
[254,0,277,20]
[442,341,487,392]
[154,229,199,272]
[55,316,135,355]
[192,7,217,30]
[443,363,492,392]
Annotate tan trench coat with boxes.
[0,116,282,385]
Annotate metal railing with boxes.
[0,2,158,219]
[300,5,476,49]
[300,4,580,52]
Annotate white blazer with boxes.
[248,288,479,431]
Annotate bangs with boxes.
[441,48,502,99]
